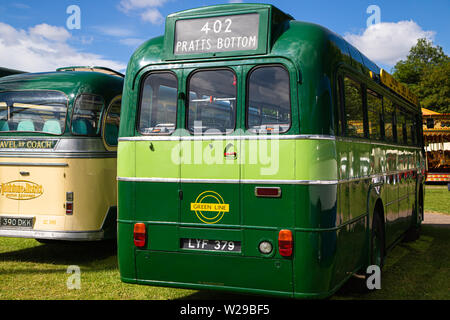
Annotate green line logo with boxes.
[190,191,230,224]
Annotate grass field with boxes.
[0,224,449,300]
[424,185,450,215]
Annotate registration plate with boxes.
[181,238,241,252]
[0,216,34,229]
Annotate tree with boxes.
[392,38,450,113]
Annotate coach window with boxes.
[138,72,178,135]
[71,94,104,136]
[343,76,364,138]
[247,65,291,134]
[367,88,383,140]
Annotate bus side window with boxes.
[383,97,395,143]
[406,114,415,146]
[71,94,104,136]
[104,98,121,147]
[247,65,291,134]
[343,76,364,138]
[396,109,406,144]
[336,76,345,136]
[366,88,382,140]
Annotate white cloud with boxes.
[228,0,244,3]
[93,25,135,37]
[118,0,168,25]
[344,20,435,66]
[119,38,145,47]
[140,8,164,25]
[118,0,167,12]
[29,23,71,42]
[0,22,127,73]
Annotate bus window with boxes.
[139,72,177,135]
[384,97,395,143]
[247,66,291,133]
[407,114,416,146]
[0,91,67,135]
[104,97,121,147]
[396,109,406,144]
[187,69,236,134]
[71,94,104,136]
[343,77,364,138]
[366,88,382,140]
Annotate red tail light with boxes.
[278,229,293,257]
[66,202,73,215]
[255,187,281,198]
[134,223,146,248]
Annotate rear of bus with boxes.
[117,4,342,298]
[0,72,123,241]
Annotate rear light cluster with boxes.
[134,223,146,248]
[255,187,281,198]
[66,192,74,215]
[278,229,293,257]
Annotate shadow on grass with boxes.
[0,239,117,267]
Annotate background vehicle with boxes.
[422,108,450,184]
[0,67,26,78]
[0,66,123,241]
[117,3,425,298]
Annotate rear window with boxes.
[0,91,67,135]
[187,69,236,135]
[138,72,178,135]
[247,66,291,133]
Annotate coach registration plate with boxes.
[181,238,241,253]
[0,216,34,229]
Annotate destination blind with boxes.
[174,13,260,55]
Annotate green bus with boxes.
[117,3,425,298]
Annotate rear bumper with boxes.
[0,229,105,241]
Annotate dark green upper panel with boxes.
[0,71,124,104]
[0,70,124,137]
[125,3,380,85]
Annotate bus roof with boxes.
[0,70,123,101]
[126,3,419,110]
[0,67,26,78]
[57,66,125,78]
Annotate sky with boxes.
[0,0,448,73]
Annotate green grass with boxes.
[332,225,450,300]
[0,225,449,300]
[425,185,450,215]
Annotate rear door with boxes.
[180,67,241,228]
[18,162,66,230]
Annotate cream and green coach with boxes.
[0,67,123,241]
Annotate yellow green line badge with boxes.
[190,191,230,224]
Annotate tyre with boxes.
[370,212,385,269]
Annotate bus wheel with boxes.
[370,212,385,269]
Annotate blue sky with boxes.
[0,0,448,72]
